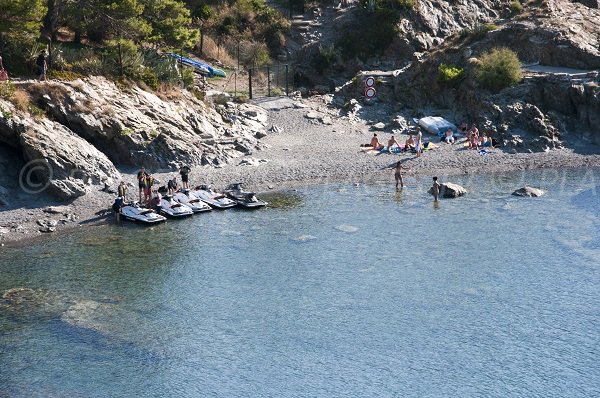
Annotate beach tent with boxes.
[414,116,457,137]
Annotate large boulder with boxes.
[428,182,467,198]
[0,99,120,200]
[512,186,545,197]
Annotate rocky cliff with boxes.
[0,77,268,201]
[333,0,600,152]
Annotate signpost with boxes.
[364,76,376,99]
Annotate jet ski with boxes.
[159,195,194,217]
[192,185,237,209]
[225,183,267,208]
[119,202,167,224]
[173,190,212,213]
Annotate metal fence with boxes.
[248,64,291,99]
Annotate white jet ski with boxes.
[119,202,167,224]
[192,185,237,209]
[159,195,194,217]
[173,190,212,213]
[225,183,267,209]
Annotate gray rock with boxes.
[373,122,386,130]
[512,187,545,197]
[428,182,468,198]
[37,219,58,233]
[43,206,70,215]
[0,185,9,207]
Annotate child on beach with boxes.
[394,161,410,190]
[432,177,441,201]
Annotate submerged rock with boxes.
[512,187,545,197]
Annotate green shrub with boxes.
[135,67,160,90]
[0,81,16,100]
[103,39,144,78]
[47,70,84,81]
[438,64,465,87]
[510,1,523,14]
[476,47,523,92]
[181,67,195,89]
[465,23,498,42]
[313,44,336,74]
[391,0,415,9]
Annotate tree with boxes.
[0,0,47,46]
[43,0,65,42]
[142,0,198,48]
[186,1,214,54]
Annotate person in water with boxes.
[370,133,384,150]
[431,176,441,202]
[387,135,401,153]
[394,161,410,190]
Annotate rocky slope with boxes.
[329,0,600,152]
[0,77,268,201]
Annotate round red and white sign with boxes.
[364,76,376,87]
[365,87,376,99]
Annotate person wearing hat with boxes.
[35,50,48,81]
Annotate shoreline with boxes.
[2,99,600,247]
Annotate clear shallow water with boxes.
[0,169,599,397]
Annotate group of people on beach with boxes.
[114,165,192,210]
[458,121,494,149]
[370,126,425,157]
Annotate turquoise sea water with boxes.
[0,169,599,397]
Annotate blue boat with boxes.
[166,53,226,78]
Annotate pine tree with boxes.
[0,0,47,46]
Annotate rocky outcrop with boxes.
[0,99,120,200]
[25,77,268,169]
[512,187,545,197]
[428,182,467,198]
[0,77,269,200]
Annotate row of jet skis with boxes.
[118,183,267,224]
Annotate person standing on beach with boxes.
[415,127,423,157]
[431,177,441,202]
[394,161,409,190]
[179,165,191,189]
[137,167,146,202]
[143,174,154,204]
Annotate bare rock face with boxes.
[0,99,120,200]
[26,78,268,169]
